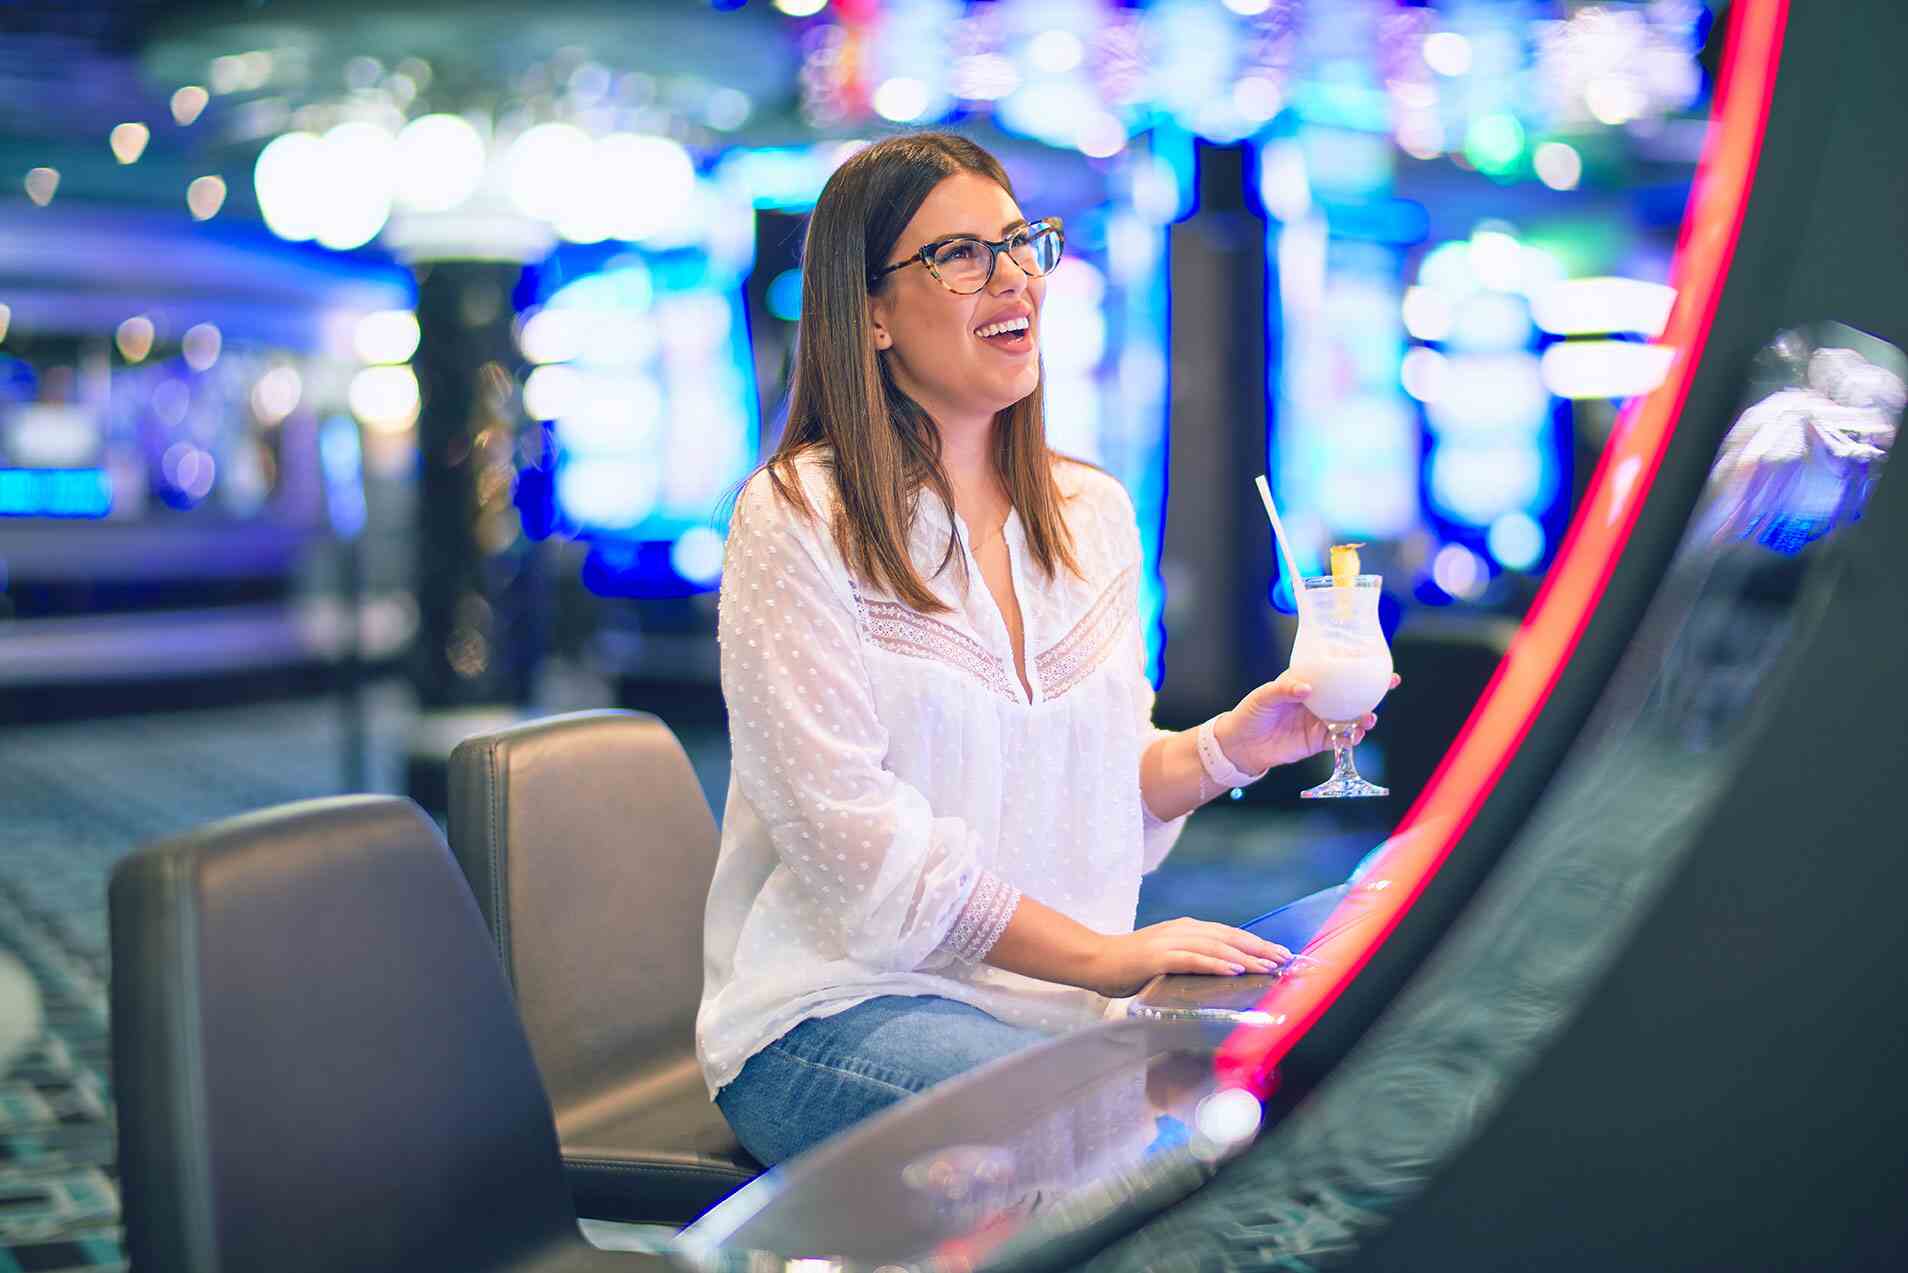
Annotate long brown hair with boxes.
[760,131,1081,614]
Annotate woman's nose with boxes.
[989,247,1029,293]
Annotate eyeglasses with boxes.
[869,217,1065,295]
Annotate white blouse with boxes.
[696,450,1188,1095]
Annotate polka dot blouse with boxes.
[696,451,1187,1095]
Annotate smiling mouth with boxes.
[974,315,1033,351]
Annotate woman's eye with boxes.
[939,242,983,264]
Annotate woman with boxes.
[698,132,1382,1166]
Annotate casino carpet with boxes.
[0,691,1375,1269]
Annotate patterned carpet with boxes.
[0,689,1378,1268]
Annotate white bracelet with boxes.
[1196,715,1267,797]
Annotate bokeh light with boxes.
[254,125,401,248]
[186,175,227,220]
[354,310,422,365]
[251,366,303,425]
[182,323,222,372]
[1464,114,1525,177]
[170,85,209,125]
[1533,141,1583,191]
[394,114,487,213]
[114,316,155,363]
[348,365,421,433]
[1432,543,1488,599]
[1488,511,1546,571]
[24,167,57,206]
[253,132,327,241]
[873,77,931,123]
[110,122,150,164]
[670,525,727,585]
[314,123,397,249]
[1423,32,1473,77]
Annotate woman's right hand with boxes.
[1084,919,1291,999]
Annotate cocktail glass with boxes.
[1291,575,1392,799]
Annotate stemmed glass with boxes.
[1291,575,1392,799]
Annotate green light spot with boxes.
[1464,114,1525,176]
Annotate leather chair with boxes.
[448,710,760,1226]
[108,795,670,1273]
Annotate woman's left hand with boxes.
[1214,670,1403,774]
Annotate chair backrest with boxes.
[447,710,718,1119]
[109,796,578,1273]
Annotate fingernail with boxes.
[1228,963,1246,975]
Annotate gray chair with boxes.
[109,795,669,1273]
[449,710,760,1226]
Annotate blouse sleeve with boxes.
[718,474,1021,971]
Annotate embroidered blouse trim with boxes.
[1035,564,1138,701]
[854,590,1021,702]
[943,871,1023,964]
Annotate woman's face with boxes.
[866,170,1047,432]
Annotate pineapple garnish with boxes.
[1329,542,1365,588]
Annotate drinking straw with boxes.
[1254,474,1309,615]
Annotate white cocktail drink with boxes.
[1286,651,1393,724]
[1295,574,1392,799]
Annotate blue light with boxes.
[1428,442,1553,526]
[317,415,366,540]
[766,269,803,322]
[521,240,761,596]
[716,146,842,211]
[1448,293,1535,352]
[671,525,727,584]
[1318,197,1430,246]
[0,468,112,518]
[1487,512,1546,571]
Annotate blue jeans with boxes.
[715,995,1044,1166]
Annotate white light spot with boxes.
[182,323,222,372]
[1401,286,1453,342]
[1432,543,1487,598]
[1029,30,1084,76]
[354,310,421,365]
[1423,32,1473,77]
[187,175,227,220]
[349,365,421,433]
[1531,278,1676,338]
[1487,513,1546,572]
[115,315,155,363]
[1468,227,1523,292]
[523,364,584,421]
[171,86,209,126]
[1401,347,1450,403]
[672,526,727,584]
[110,122,150,164]
[251,366,303,424]
[1193,1088,1263,1151]
[394,114,487,213]
[872,77,930,123]
[1585,75,1645,126]
[1076,112,1126,158]
[24,168,58,206]
[1540,340,1676,399]
[1533,141,1582,191]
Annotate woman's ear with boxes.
[865,293,894,350]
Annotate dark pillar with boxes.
[405,261,539,808]
[1156,142,1275,727]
